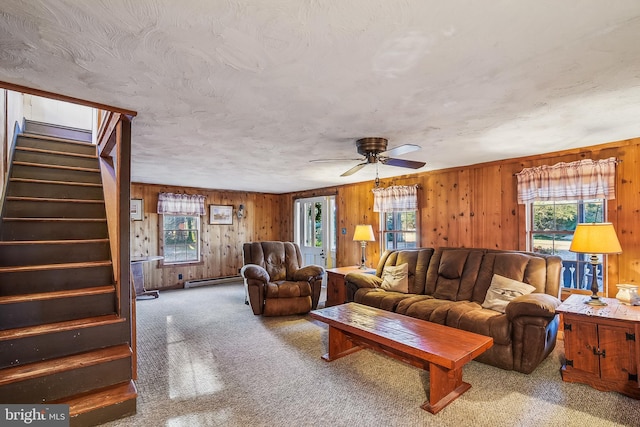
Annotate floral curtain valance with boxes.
[515,157,617,204]
[157,192,206,215]
[372,185,419,212]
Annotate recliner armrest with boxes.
[241,264,270,283]
[505,293,561,320]
[345,272,382,289]
[292,265,325,281]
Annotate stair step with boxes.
[0,314,125,341]
[0,286,116,330]
[0,269,114,296]
[0,344,132,403]
[11,162,101,184]
[0,218,108,240]
[4,196,106,218]
[8,178,104,200]
[0,315,128,369]
[0,239,111,266]
[0,260,112,275]
[13,161,100,174]
[63,381,137,426]
[18,132,95,154]
[14,147,99,169]
[17,145,97,160]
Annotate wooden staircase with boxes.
[0,121,136,426]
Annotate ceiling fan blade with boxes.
[309,158,363,163]
[340,162,368,177]
[381,144,421,157]
[381,157,426,169]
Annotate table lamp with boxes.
[353,224,375,269]
[569,222,622,306]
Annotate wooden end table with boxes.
[556,294,640,398]
[310,303,493,414]
[325,266,375,307]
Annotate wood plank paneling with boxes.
[130,137,640,298]
[129,183,285,290]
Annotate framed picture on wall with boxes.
[131,199,143,221]
[209,205,233,225]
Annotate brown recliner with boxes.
[242,241,325,316]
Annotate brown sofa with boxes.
[242,241,325,316]
[345,247,562,374]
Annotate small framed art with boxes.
[131,199,143,221]
[209,205,233,225]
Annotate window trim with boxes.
[159,213,203,266]
[526,199,608,297]
[380,209,419,251]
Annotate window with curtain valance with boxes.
[515,157,617,204]
[157,192,206,265]
[516,157,617,294]
[157,192,206,215]
[372,185,419,250]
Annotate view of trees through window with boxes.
[383,211,417,250]
[162,214,200,264]
[530,199,605,291]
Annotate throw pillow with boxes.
[482,274,536,313]
[380,263,409,293]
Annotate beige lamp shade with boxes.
[353,224,376,242]
[569,223,622,254]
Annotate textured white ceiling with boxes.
[2,1,640,193]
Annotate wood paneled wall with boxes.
[132,136,640,297]
[130,183,287,290]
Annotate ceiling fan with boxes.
[311,137,426,176]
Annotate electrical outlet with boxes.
[178,274,183,280]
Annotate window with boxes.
[161,214,201,264]
[382,210,417,251]
[528,199,605,291]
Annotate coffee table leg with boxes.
[421,363,471,414]
[321,326,363,361]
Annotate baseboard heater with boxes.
[184,275,241,288]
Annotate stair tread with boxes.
[2,217,106,222]
[20,133,94,146]
[0,314,125,341]
[0,260,112,273]
[0,238,109,246]
[0,285,115,305]
[16,146,97,159]
[62,380,137,416]
[0,344,131,386]
[6,196,105,204]
[0,238,109,245]
[10,177,102,188]
[14,161,100,173]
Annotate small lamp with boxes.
[353,224,375,269]
[569,222,622,306]
[237,204,245,219]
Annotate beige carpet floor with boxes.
[103,282,640,427]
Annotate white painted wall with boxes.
[24,95,93,130]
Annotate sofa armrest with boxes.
[242,264,270,283]
[292,265,325,281]
[505,293,561,321]
[345,272,382,289]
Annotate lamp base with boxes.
[585,295,607,306]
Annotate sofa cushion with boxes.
[354,288,415,311]
[482,274,536,313]
[446,302,512,346]
[380,263,409,293]
[402,298,458,324]
[265,280,312,298]
[428,248,484,301]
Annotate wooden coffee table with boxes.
[310,302,493,414]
